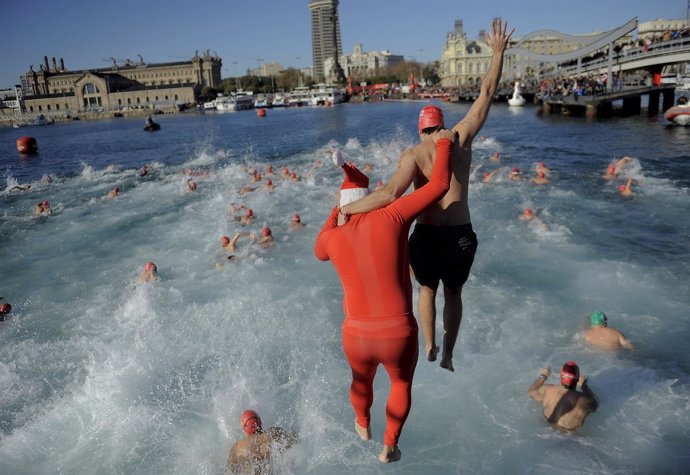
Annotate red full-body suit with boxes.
[315,138,452,446]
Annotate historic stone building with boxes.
[18,51,221,115]
[439,20,494,87]
[324,43,404,82]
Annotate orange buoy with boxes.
[16,136,38,154]
[257,108,266,117]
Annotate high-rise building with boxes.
[309,0,343,80]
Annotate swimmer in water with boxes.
[528,362,598,431]
[227,410,297,475]
[216,233,256,267]
[280,166,290,179]
[482,169,502,183]
[229,203,245,214]
[618,178,636,197]
[489,151,501,162]
[375,180,384,190]
[289,214,305,231]
[263,178,276,192]
[138,261,158,282]
[615,156,635,175]
[510,167,523,182]
[9,184,31,192]
[289,172,301,183]
[0,302,12,322]
[240,208,254,225]
[34,200,52,216]
[265,164,274,176]
[532,171,550,185]
[108,186,120,199]
[258,227,274,247]
[140,165,150,177]
[536,162,550,175]
[519,208,535,221]
[238,185,257,195]
[250,172,262,184]
[363,163,374,172]
[186,178,197,192]
[41,174,53,184]
[584,311,634,352]
[315,129,454,463]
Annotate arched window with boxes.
[38,105,42,111]
[155,96,159,101]
[56,104,60,110]
[47,104,51,111]
[164,95,169,100]
[174,94,178,100]
[83,83,99,95]
[30,106,34,112]
[118,99,122,105]
[127,98,131,104]
[136,97,140,104]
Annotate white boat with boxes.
[272,93,289,107]
[216,91,255,112]
[508,82,526,106]
[664,101,690,126]
[203,93,226,110]
[310,83,345,106]
[254,94,273,108]
[288,86,311,107]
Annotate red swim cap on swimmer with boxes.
[292,214,300,223]
[42,200,49,207]
[144,261,157,272]
[113,187,119,193]
[189,181,197,190]
[0,303,11,315]
[418,105,445,133]
[240,410,262,434]
[265,179,272,186]
[261,227,271,237]
[221,236,230,247]
[539,162,545,167]
[608,165,616,174]
[512,168,520,174]
[524,208,533,215]
[618,184,626,192]
[256,173,261,181]
[290,172,297,178]
[560,361,579,388]
[245,209,253,217]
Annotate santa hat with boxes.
[339,163,370,207]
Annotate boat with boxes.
[310,83,345,106]
[508,82,526,106]
[30,114,54,126]
[288,86,311,107]
[216,91,255,112]
[663,99,690,125]
[272,93,289,107]
[144,116,160,131]
[254,94,273,108]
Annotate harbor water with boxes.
[1,102,689,474]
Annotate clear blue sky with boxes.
[2,0,687,87]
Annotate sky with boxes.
[2,0,688,87]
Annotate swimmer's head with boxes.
[144,261,157,274]
[539,162,545,167]
[607,165,616,175]
[0,303,11,315]
[590,311,607,327]
[266,165,273,173]
[524,208,533,216]
[292,214,301,223]
[339,163,370,207]
[188,181,197,191]
[538,172,545,178]
[240,410,262,435]
[290,172,297,179]
[418,105,444,134]
[618,184,626,192]
[113,187,119,193]
[221,236,231,247]
[261,226,272,237]
[560,361,579,389]
[42,200,49,207]
[512,168,520,175]
[245,209,253,218]
[265,179,273,186]
[256,173,261,181]
[483,172,490,179]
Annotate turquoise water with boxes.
[1,102,689,474]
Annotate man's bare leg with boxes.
[418,284,439,361]
[379,445,401,463]
[440,285,462,372]
[355,419,370,441]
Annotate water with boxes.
[1,103,689,474]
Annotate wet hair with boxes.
[421,125,443,135]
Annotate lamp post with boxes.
[418,48,424,85]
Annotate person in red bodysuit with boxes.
[314,130,454,464]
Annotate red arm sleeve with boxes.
[385,137,452,222]
[314,207,339,261]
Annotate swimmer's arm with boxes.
[227,444,251,473]
[340,150,417,216]
[387,136,452,222]
[528,368,550,400]
[578,378,598,413]
[314,207,339,261]
[619,334,634,350]
[452,19,513,145]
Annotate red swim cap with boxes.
[290,172,297,178]
[261,227,271,237]
[292,214,300,223]
[607,165,615,174]
[189,181,197,190]
[0,303,11,315]
[42,200,49,207]
[512,168,520,174]
[144,261,157,272]
[524,208,533,215]
[483,172,490,179]
[114,187,120,193]
[560,361,579,387]
[221,236,230,247]
[618,184,626,192]
[245,209,253,217]
[240,410,262,434]
[265,179,272,186]
[418,105,444,133]
[256,173,262,181]
[539,162,545,167]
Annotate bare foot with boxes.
[379,445,401,463]
[355,419,370,441]
[426,345,439,362]
[440,357,455,372]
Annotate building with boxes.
[17,51,221,116]
[309,0,343,80]
[324,43,404,82]
[638,18,688,39]
[439,20,494,87]
[248,61,285,77]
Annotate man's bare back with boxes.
[585,326,633,352]
[228,427,295,475]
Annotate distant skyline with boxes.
[3,0,688,87]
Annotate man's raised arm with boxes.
[340,150,418,216]
[452,18,514,144]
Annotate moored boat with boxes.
[664,103,690,125]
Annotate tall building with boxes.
[309,0,343,80]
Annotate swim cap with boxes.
[42,200,49,207]
[560,361,579,388]
[240,410,262,434]
[113,187,119,193]
[261,227,271,237]
[265,179,272,186]
[607,165,615,174]
[539,162,545,167]
[245,209,253,217]
[418,105,444,133]
[292,214,300,223]
[590,311,607,327]
[524,208,533,215]
[256,173,261,181]
[290,172,297,179]
[483,172,490,179]
[0,303,11,315]
[618,184,626,192]
[189,181,197,190]
[221,236,230,247]
[144,261,157,272]
[512,168,520,174]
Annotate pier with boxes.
[543,85,677,118]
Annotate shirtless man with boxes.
[528,362,598,431]
[258,227,274,247]
[227,410,297,475]
[339,18,513,371]
[108,186,120,199]
[510,167,523,182]
[34,200,52,216]
[482,169,502,183]
[532,171,550,185]
[489,151,501,162]
[186,178,197,192]
[603,165,617,180]
[519,208,535,221]
[618,178,635,197]
[263,179,276,192]
[536,162,550,175]
[584,311,634,352]
[289,214,305,231]
[138,261,158,282]
[240,209,254,225]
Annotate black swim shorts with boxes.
[408,223,478,289]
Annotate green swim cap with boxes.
[591,311,607,327]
